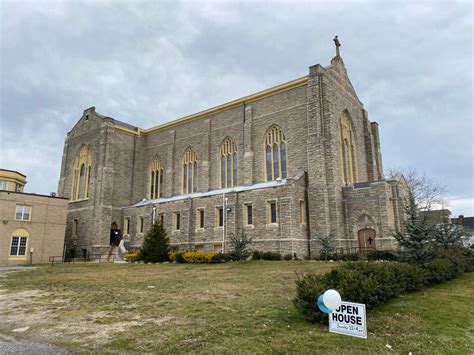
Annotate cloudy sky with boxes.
[1,0,472,215]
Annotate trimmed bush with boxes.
[261,252,282,260]
[252,251,282,260]
[294,257,467,323]
[182,251,216,263]
[461,248,474,272]
[331,253,363,261]
[283,254,293,261]
[366,250,400,261]
[252,251,263,260]
[211,253,233,263]
[125,253,140,263]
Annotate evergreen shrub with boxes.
[294,257,469,323]
[252,251,263,260]
[262,252,282,260]
[139,221,170,263]
[211,253,233,263]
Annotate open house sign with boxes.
[329,301,367,339]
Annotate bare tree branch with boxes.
[387,167,446,211]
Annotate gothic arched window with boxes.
[71,145,92,201]
[182,147,197,194]
[338,111,356,184]
[264,126,287,181]
[220,138,237,188]
[149,155,164,199]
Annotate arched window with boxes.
[264,126,287,181]
[220,138,237,188]
[71,145,92,201]
[9,228,29,257]
[338,112,356,184]
[182,147,197,194]
[149,155,164,199]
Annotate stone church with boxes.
[57,40,407,259]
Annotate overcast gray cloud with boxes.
[0,0,472,215]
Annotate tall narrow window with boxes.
[219,138,237,188]
[198,209,205,229]
[124,217,130,235]
[138,216,144,233]
[338,111,356,184]
[245,204,253,225]
[175,212,181,230]
[217,207,224,227]
[182,147,197,194]
[268,201,277,224]
[78,163,86,198]
[264,126,287,181]
[72,145,92,201]
[73,219,78,236]
[149,155,165,199]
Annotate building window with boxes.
[175,212,180,230]
[159,214,164,226]
[300,200,305,224]
[10,236,28,256]
[73,219,78,236]
[264,126,287,181]
[124,217,130,235]
[182,147,197,194]
[267,201,277,224]
[220,138,238,188]
[72,145,92,201]
[245,204,253,225]
[149,155,165,199]
[0,180,7,190]
[338,111,356,184]
[216,207,223,227]
[138,216,144,233]
[197,209,205,229]
[9,229,29,257]
[15,205,31,221]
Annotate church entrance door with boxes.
[358,228,376,251]
[110,222,120,246]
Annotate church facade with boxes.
[57,49,407,259]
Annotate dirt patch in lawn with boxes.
[0,288,177,348]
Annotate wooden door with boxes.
[358,228,376,251]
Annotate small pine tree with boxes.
[434,223,465,250]
[139,221,170,263]
[317,231,336,261]
[229,230,252,261]
[392,192,436,263]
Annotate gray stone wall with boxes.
[58,55,407,259]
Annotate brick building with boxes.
[57,45,408,259]
[0,169,68,266]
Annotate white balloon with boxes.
[323,289,342,310]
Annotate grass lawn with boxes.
[0,261,473,354]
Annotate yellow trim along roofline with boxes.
[113,76,308,137]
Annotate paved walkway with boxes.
[0,339,67,354]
